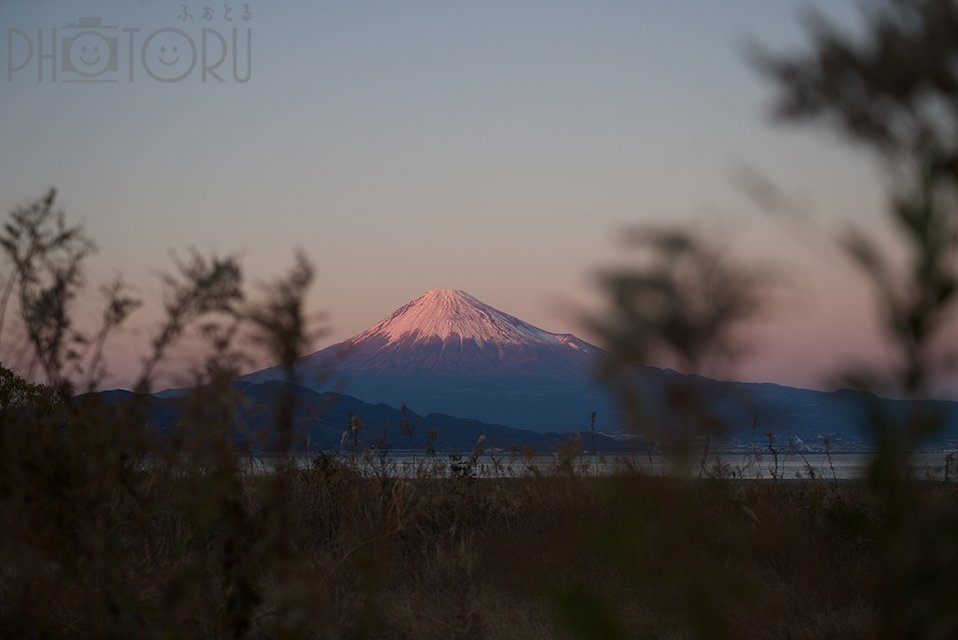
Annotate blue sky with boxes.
[0,1,900,390]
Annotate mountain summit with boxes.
[356,288,592,349]
[324,288,600,373]
[244,289,614,430]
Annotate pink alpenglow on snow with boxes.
[354,288,597,351]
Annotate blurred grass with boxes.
[5,416,952,639]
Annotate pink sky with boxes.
[3,1,945,395]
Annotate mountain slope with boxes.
[244,289,618,431]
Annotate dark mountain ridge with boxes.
[90,381,634,454]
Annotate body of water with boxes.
[244,451,958,481]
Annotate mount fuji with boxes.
[241,288,958,444]
[243,288,619,431]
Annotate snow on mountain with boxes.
[287,288,602,374]
[354,288,589,349]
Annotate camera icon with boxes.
[61,17,119,81]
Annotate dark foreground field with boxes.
[4,445,958,639]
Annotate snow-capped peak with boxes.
[351,288,592,350]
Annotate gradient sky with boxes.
[0,1,918,392]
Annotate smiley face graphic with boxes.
[158,44,180,66]
[142,29,196,82]
[66,31,114,77]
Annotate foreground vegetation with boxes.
[2,419,957,640]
